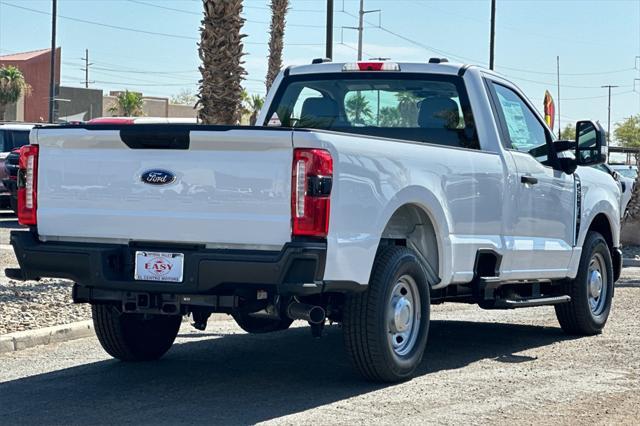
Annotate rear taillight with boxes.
[292,148,332,237]
[17,145,39,225]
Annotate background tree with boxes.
[396,91,419,126]
[198,0,246,124]
[0,66,30,121]
[345,93,372,125]
[266,0,288,92]
[171,89,197,105]
[614,115,640,148]
[247,94,264,125]
[108,90,144,117]
[559,123,576,141]
[379,106,401,127]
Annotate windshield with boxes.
[616,168,637,179]
[265,73,479,149]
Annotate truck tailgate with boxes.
[35,126,293,248]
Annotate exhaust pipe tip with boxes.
[287,302,326,324]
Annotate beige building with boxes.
[103,92,198,119]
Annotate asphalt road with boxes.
[1,269,639,425]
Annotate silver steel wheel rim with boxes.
[387,274,421,357]
[588,253,607,316]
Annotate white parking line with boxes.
[0,244,13,251]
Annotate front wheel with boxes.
[343,246,431,382]
[92,305,181,361]
[555,231,614,335]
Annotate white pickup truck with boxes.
[7,60,621,382]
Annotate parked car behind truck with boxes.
[0,124,33,209]
[6,60,621,382]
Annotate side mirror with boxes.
[575,120,607,166]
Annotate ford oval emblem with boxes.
[141,170,176,185]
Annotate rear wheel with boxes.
[92,305,181,361]
[555,231,614,335]
[343,246,430,382]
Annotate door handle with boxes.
[521,175,538,185]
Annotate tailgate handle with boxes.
[120,129,190,150]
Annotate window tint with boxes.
[0,131,6,152]
[10,131,30,149]
[266,73,479,149]
[491,83,548,153]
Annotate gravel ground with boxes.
[0,214,92,335]
[1,210,640,423]
[0,270,638,424]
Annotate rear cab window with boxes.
[264,73,480,149]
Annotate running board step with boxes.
[494,295,571,309]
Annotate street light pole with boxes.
[601,84,619,143]
[48,0,57,123]
[325,0,333,60]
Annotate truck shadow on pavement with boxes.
[0,320,575,424]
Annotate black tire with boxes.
[343,246,431,382]
[555,231,614,336]
[92,304,181,361]
[232,312,293,334]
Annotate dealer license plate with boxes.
[134,251,184,283]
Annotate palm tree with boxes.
[108,90,144,117]
[379,106,401,127]
[248,94,265,125]
[0,66,30,121]
[396,91,419,127]
[266,0,289,92]
[198,0,246,125]
[345,93,372,125]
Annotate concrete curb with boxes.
[623,258,640,268]
[0,320,94,355]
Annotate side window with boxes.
[490,82,550,161]
[10,131,30,149]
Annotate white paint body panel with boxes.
[35,128,293,248]
[32,63,621,289]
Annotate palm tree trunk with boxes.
[198,0,247,125]
[0,103,6,121]
[266,0,288,92]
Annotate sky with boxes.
[0,0,638,132]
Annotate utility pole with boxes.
[357,0,364,61]
[354,0,380,61]
[326,0,333,59]
[81,49,93,88]
[48,0,57,123]
[489,0,496,70]
[557,56,560,137]
[602,84,619,143]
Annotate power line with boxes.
[127,0,333,29]
[0,1,323,45]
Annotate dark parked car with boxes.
[2,148,20,212]
[0,124,34,210]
